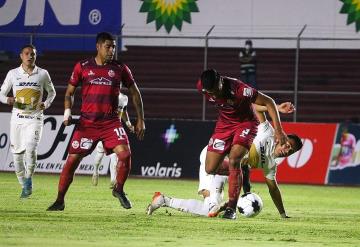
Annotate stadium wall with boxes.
[1,113,359,185]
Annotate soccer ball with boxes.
[237,192,263,217]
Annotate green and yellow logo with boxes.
[139,0,199,33]
[339,0,360,32]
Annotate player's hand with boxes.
[278,102,295,114]
[37,102,46,110]
[7,97,15,105]
[63,115,73,126]
[135,119,145,140]
[275,128,289,146]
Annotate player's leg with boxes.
[112,144,132,209]
[23,121,43,197]
[108,153,117,189]
[223,144,247,219]
[208,175,228,217]
[242,164,251,193]
[47,125,94,211]
[146,192,211,217]
[10,120,27,197]
[92,142,105,186]
[47,153,84,211]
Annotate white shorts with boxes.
[198,163,214,193]
[10,117,43,154]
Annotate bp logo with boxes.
[139,0,199,33]
[339,0,360,32]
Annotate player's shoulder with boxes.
[111,60,128,68]
[78,58,94,68]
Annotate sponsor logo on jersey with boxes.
[89,77,112,86]
[141,162,182,178]
[243,88,253,97]
[72,140,79,149]
[17,82,39,87]
[108,70,115,78]
[88,70,95,76]
[213,139,225,151]
[80,138,93,150]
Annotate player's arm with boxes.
[39,71,56,110]
[120,107,135,133]
[254,92,288,145]
[63,84,76,126]
[253,102,295,123]
[265,178,289,218]
[0,71,15,105]
[128,83,145,140]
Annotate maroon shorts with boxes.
[207,120,258,154]
[68,120,129,155]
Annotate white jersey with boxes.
[242,120,280,180]
[0,65,56,122]
[118,93,128,111]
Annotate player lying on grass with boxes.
[146,102,303,218]
[91,93,134,188]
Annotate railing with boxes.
[1,30,360,122]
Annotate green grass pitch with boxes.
[0,172,359,247]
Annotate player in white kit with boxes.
[147,102,303,218]
[0,44,56,198]
[91,93,134,188]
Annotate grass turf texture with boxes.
[0,172,359,247]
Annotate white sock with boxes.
[109,153,117,183]
[25,148,37,178]
[93,151,104,176]
[13,153,25,187]
[168,197,210,216]
[209,175,227,205]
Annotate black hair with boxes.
[245,39,252,46]
[96,32,115,44]
[20,44,36,53]
[287,134,303,151]
[200,69,220,90]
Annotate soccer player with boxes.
[147,102,303,218]
[196,69,288,219]
[92,92,134,187]
[0,44,56,198]
[47,32,145,211]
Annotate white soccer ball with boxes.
[237,192,263,217]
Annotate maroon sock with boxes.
[115,150,131,192]
[217,159,230,176]
[227,168,243,209]
[57,155,81,203]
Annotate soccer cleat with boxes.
[20,187,28,198]
[222,207,237,220]
[146,192,165,215]
[21,177,32,198]
[208,201,228,217]
[112,189,132,209]
[46,201,65,211]
[92,173,99,186]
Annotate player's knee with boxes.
[116,150,131,162]
[205,165,216,175]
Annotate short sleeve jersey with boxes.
[0,65,55,119]
[242,120,281,180]
[69,58,135,125]
[197,77,258,123]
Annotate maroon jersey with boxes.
[69,58,135,126]
[197,77,258,123]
